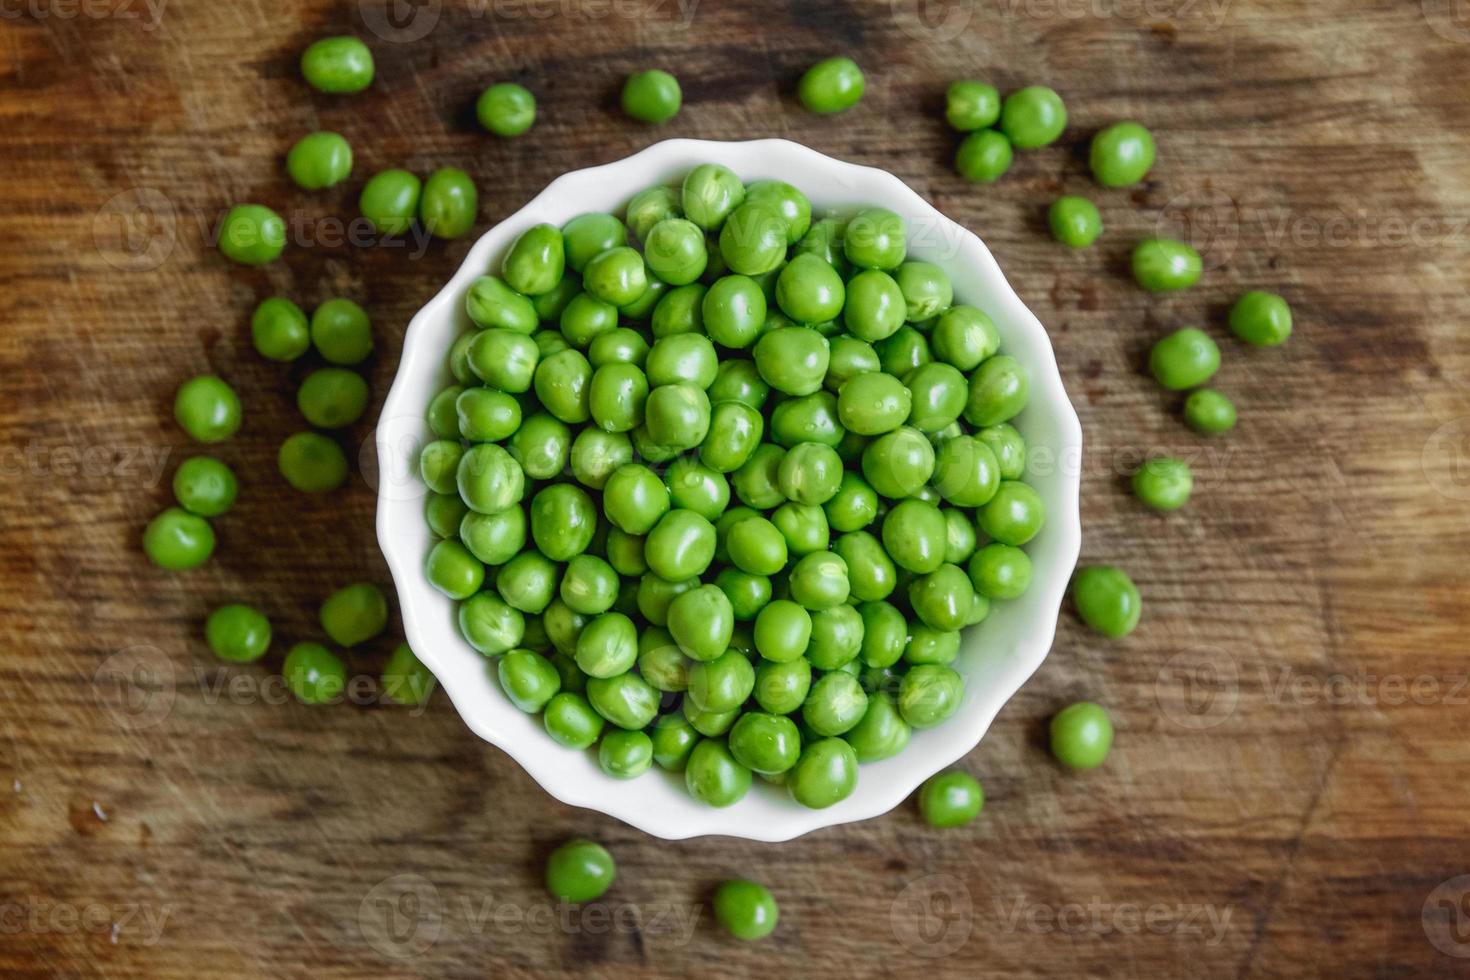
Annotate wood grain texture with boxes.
[3,0,1470,976]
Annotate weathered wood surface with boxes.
[2,0,1470,976]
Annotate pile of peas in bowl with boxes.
[417,164,1045,811]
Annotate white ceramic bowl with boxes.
[376,138,1082,842]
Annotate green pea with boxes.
[534,348,592,423]
[359,169,421,236]
[503,223,566,297]
[507,413,569,480]
[787,737,858,809]
[714,568,772,622]
[682,164,745,231]
[663,584,734,663]
[599,730,653,779]
[1000,85,1067,148]
[622,69,682,123]
[795,217,851,276]
[585,363,648,434]
[1132,457,1193,511]
[425,539,485,600]
[569,611,636,679]
[703,275,767,348]
[744,180,811,245]
[822,337,878,395]
[283,642,346,705]
[844,209,906,273]
[861,426,934,499]
[967,543,1030,600]
[419,168,479,240]
[931,307,1000,371]
[529,483,595,559]
[965,355,1029,426]
[250,297,310,362]
[218,204,286,265]
[904,623,960,665]
[832,530,896,602]
[477,82,536,136]
[932,435,999,507]
[317,582,386,648]
[787,552,850,610]
[382,643,436,705]
[836,271,903,345]
[495,551,558,613]
[707,359,769,410]
[1072,564,1142,638]
[754,599,811,662]
[823,473,878,533]
[173,456,237,517]
[300,35,374,94]
[466,276,538,333]
[683,697,740,737]
[625,185,681,241]
[641,383,710,453]
[585,640,645,705]
[297,368,369,429]
[589,327,650,368]
[771,502,829,557]
[542,598,588,656]
[945,79,1000,130]
[174,375,241,443]
[718,204,787,276]
[976,480,1045,546]
[604,527,647,577]
[646,334,717,389]
[687,649,755,715]
[557,292,615,348]
[709,878,780,941]
[882,499,947,574]
[859,600,907,668]
[557,555,618,617]
[427,385,464,438]
[1149,327,1220,390]
[603,464,670,534]
[1050,701,1113,769]
[806,603,864,671]
[940,509,976,566]
[754,658,812,714]
[310,298,373,365]
[1229,290,1292,346]
[1132,238,1202,292]
[955,130,1013,183]
[898,663,963,728]
[906,563,971,631]
[1184,388,1237,434]
[754,327,830,397]
[875,325,931,377]
[419,440,463,495]
[544,692,605,748]
[977,423,1026,480]
[797,56,864,114]
[1048,196,1103,248]
[844,693,910,762]
[204,604,270,662]
[426,493,469,539]
[467,329,539,394]
[651,283,707,338]
[457,443,525,514]
[919,771,984,827]
[279,432,348,492]
[640,217,707,286]
[545,838,615,902]
[459,510,524,568]
[644,509,716,581]
[727,514,788,575]
[1089,121,1156,187]
[904,363,966,433]
[770,391,844,449]
[498,649,561,713]
[894,262,952,322]
[286,131,352,190]
[651,713,700,770]
[663,459,728,521]
[769,443,839,507]
[700,402,764,474]
[685,738,752,807]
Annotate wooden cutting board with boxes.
[3,1,1469,976]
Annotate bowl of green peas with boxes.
[376,139,1082,841]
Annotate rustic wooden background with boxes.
[3,0,1469,976]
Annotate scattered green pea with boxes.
[1050,701,1114,769]
[622,70,682,124]
[1048,196,1102,248]
[477,82,536,136]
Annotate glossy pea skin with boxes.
[807,605,864,671]
[498,649,562,712]
[719,204,787,276]
[555,555,616,616]
[932,435,999,508]
[842,269,907,343]
[1089,121,1156,187]
[624,186,681,243]
[894,262,952,322]
[622,69,682,123]
[844,693,910,762]
[787,551,850,610]
[727,514,789,576]
[1000,85,1067,149]
[218,204,286,265]
[1132,238,1202,292]
[647,333,717,388]
[530,483,597,560]
[359,170,421,237]
[898,663,963,728]
[667,584,735,662]
[843,207,906,271]
[457,443,525,515]
[251,297,311,362]
[173,456,237,517]
[644,509,716,581]
[279,432,348,492]
[175,375,241,443]
[497,551,561,613]
[797,57,864,114]
[603,463,670,535]
[701,402,764,473]
[546,839,615,903]
[859,600,908,668]
[300,35,374,94]
[477,82,536,136]
[588,670,660,731]
[504,224,567,297]
[749,659,808,716]
[298,368,369,429]
[919,771,984,828]
[833,530,897,602]
[714,879,779,941]
[772,502,830,557]
[426,492,468,538]
[665,458,729,520]
[508,413,570,481]
[861,426,934,499]
[1132,457,1193,511]
[544,691,605,748]
[976,480,1045,546]
[311,298,373,365]
[682,164,745,232]
[468,329,539,393]
[651,714,700,770]
[599,729,654,779]
[1184,388,1237,434]
[787,737,858,809]
[1229,290,1292,346]
[881,499,947,574]
[745,179,811,244]
[1149,327,1220,390]
[968,543,1032,600]
[284,642,346,705]
[965,355,1029,427]
[754,599,811,662]
[702,275,767,348]
[685,738,752,807]
[420,440,463,495]
[955,130,1013,183]
[978,424,1026,480]
[715,568,772,622]
[382,643,437,705]
[946,80,1001,131]
[687,649,755,714]
[286,131,352,190]
[795,217,851,276]
[876,325,931,378]
[652,283,707,338]
[205,604,270,662]
[562,213,629,275]
[754,327,830,397]
[824,336,880,393]
[144,506,214,570]
[419,168,479,240]
[932,307,1000,371]
[589,327,650,368]
[824,472,879,532]
[534,348,593,424]
[587,363,649,434]
[644,218,708,285]
[1049,196,1103,248]
[426,539,486,600]
[573,428,634,490]
[1050,701,1114,769]
[909,563,973,631]
[906,363,967,433]
[467,277,538,334]
[776,442,843,506]
[1072,565,1142,638]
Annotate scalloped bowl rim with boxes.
[375,138,1082,842]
